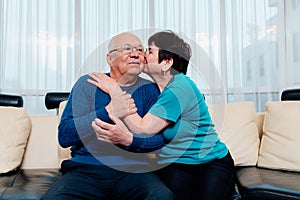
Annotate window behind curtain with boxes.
[1,0,300,115]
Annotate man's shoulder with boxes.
[73,74,88,84]
[135,77,159,94]
[72,74,96,93]
[136,76,157,88]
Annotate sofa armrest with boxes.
[0,94,23,107]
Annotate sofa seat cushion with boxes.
[0,170,18,196]
[236,167,300,200]
[0,169,61,200]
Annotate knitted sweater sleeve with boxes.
[58,75,112,148]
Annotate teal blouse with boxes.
[149,73,228,165]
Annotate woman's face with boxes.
[144,43,162,76]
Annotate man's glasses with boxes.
[109,45,145,55]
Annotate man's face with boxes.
[108,34,145,77]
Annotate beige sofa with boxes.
[0,105,63,200]
[1,100,300,200]
[209,101,300,200]
[21,101,70,170]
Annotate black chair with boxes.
[0,94,23,107]
[281,88,300,101]
[45,92,70,114]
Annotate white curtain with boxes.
[1,0,299,115]
[0,0,76,114]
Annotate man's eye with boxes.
[137,48,144,52]
[123,47,132,51]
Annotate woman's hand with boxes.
[106,93,137,118]
[87,72,118,95]
[88,72,137,118]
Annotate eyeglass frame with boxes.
[108,45,145,55]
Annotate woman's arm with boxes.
[123,112,170,135]
[87,72,170,135]
[87,72,137,118]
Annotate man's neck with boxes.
[110,72,138,86]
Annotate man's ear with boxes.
[106,53,113,65]
[162,58,173,72]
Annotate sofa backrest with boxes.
[57,101,72,166]
[255,112,265,139]
[21,115,59,169]
[21,99,71,169]
[58,101,266,168]
[209,102,261,166]
[18,100,267,170]
[257,101,300,172]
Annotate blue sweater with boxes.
[58,74,163,167]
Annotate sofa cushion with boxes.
[0,107,31,173]
[0,169,61,200]
[21,115,59,169]
[258,101,300,172]
[209,102,260,166]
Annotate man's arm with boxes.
[59,74,165,152]
[87,73,167,152]
[87,72,170,134]
[92,116,165,153]
[58,75,113,148]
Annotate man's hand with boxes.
[92,115,133,146]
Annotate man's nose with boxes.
[130,49,140,57]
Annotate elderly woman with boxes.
[88,30,235,200]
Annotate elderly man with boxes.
[42,32,174,200]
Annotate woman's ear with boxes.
[162,58,173,72]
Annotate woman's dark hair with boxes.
[148,30,192,75]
